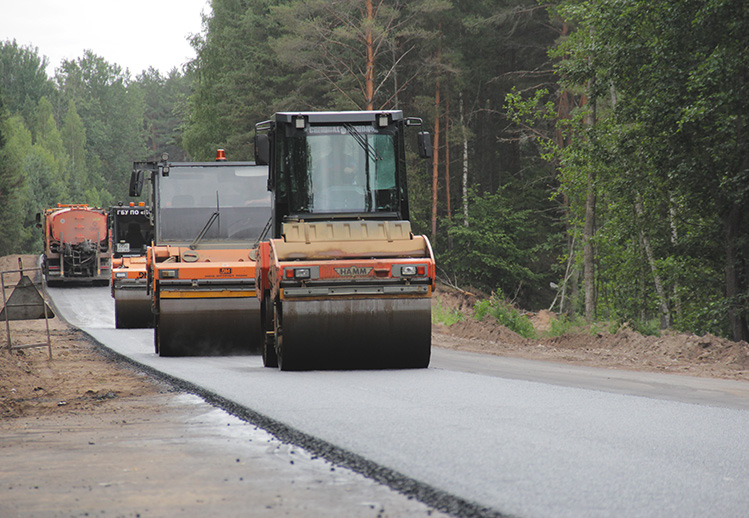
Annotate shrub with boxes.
[473,291,536,339]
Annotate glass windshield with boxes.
[157,165,270,244]
[281,125,398,214]
[113,208,152,256]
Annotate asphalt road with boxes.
[49,286,749,518]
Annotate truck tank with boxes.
[40,204,111,285]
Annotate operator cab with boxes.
[110,203,153,258]
[130,156,271,249]
[255,111,431,238]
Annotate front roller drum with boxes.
[114,287,153,329]
[276,297,431,370]
[156,296,262,357]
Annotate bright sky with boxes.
[0,0,211,77]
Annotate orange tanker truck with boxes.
[37,204,111,286]
[109,201,154,328]
[253,110,435,370]
[129,152,271,356]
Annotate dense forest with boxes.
[0,0,747,342]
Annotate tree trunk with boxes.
[669,196,682,322]
[459,92,469,228]
[445,95,451,220]
[583,80,597,322]
[431,30,441,243]
[724,201,748,342]
[635,195,671,328]
[364,0,374,110]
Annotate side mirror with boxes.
[129,169,144,197]
[35,212,42,228]
[417,132,433,159]
[255,134,270,166]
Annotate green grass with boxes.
[473,293,536,339]
[432,296,464,326]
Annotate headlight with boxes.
[160,269,177,279]
[401,265,418,276]
[114,272,127,279]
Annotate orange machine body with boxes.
[41,204,110,284]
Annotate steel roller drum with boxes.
[276,297,431,370]
[114,288,153,329]
[156,296,262,356]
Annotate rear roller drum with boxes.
[277,297,432,370]
[114,291,152,329]
[156,296,263,357]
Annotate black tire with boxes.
[263,336,278,368]
[261,296,278,367]
[275,301,298,371]
[115,305,123,329]
[153,313,160,355]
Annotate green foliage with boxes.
[439,188,543,304]
[507,0,749,340]
[55,51,147,202]
[184,0,291,160]
[0,98,29,255]
[431,296,464,326]
[473,291,536,339]
[0,40,54,116]
[545,313,587,338]
[136,68,190,162]
[0,43,193,253]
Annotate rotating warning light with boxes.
[216,149,227,161]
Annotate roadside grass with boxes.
[473,291,536,340]
[543,313,659,338]
[432,296,464,326]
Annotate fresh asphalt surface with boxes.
[48,286,749,518]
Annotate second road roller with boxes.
[129,151,271,356]
[254,110,435,370]
[109,201,153,328]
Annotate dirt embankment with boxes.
[432,285,749,382]
[0,254,167,419]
